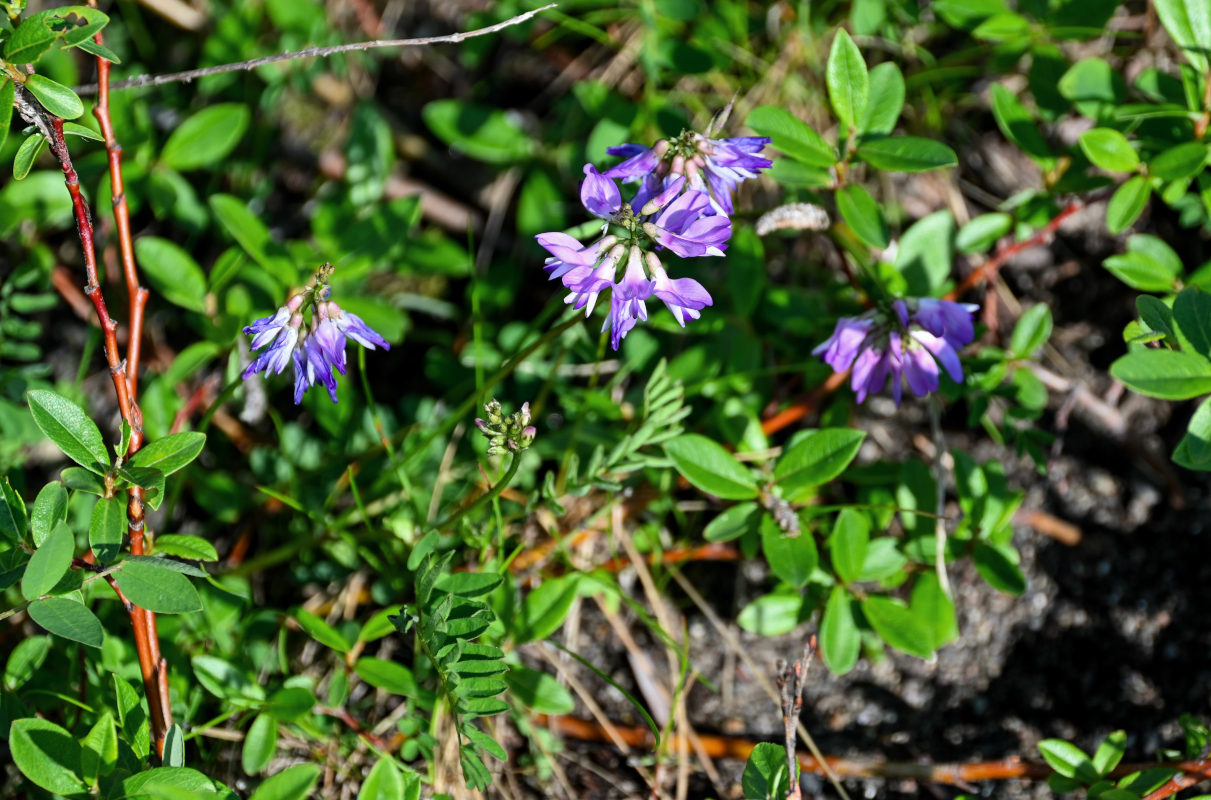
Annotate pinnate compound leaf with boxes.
[826,29,868,131]
[114,558,202,613]
[1039,739,1099,782]
[745,106,837,167]
[249,764,321,800]
[664,434,759,500]
[27,596,104,647]
[27,389,109,474]
[856,136,957,172]
[9,718,86,794]
[162,103,251,171]
[25,74,84,120]
[463,723,508,761]
[774,429,865,501]
[820,586,859,676]
[90,495,125,563]
[21,521,74,600]
[1110,349,1211,400]
[860,595,934,658]
[435,571,504,597]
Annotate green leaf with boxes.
[358,759,406,800]
[61,466,105,495]
[856,137,957,172]
[860,62,905,136]
[1173,397,1211,470]
[704,502,761,542]
[154,534,219,561]
[161,103,250,171]
[0,80,14,156]
[128,431,206,476]
[4,16,61,63]
[1039,739,1099,783]
[30,481,67,547]
[132,237,208,313]
[114,558,202,613]
[910,573,958,650]
[80,711,118,784]
[9,718,86,794]
[27,389,109,473]
[267,687,317,721]
[956,213,1012,254]
[421,99,534,164]
[192,655,265,705]
[435,571,504,598]
[514,574,580,643]
[894,210,956,296]
[990,84,1053,162]
[860,595,934,658]
[1149,142,1209,181]
[4,635,50,691]
[1078,128,1139,172]
[1060,58,1125,118]
[1106,176,1151,234]
[742,742,790,800]
[820,587,860,675]
[74,38,121,64]
[47,6,110,46]
[973,541,1027,595]
[1173,287,1211,358]
[737,593,804,636]
[663,434,759,500]
[1103,252,1179,292]
[463,723,507,761]
[1138,294,1176,339]
[358,605,405,643]
[162,723,184,768]
[760,514,817,589]
[122,767,220,796]
[745,106,837,167]
[828,508,869,584]
[21,521,74,600]
[13,134,47,180]
[505,664,574,714]
[295,608,351,652]
[61,121,103,141]
[827,29,869,132]
[249,764,321,800]
[25,73,84,120]
[208,194,298,286]
[89,495,125,563]
[836,184,889,248]
[27,596,104,647]
[113,674,150,758]
[0,476,28,543]
[1010,304,1053,357]
[1154,0,1211,72]
[355,657,419,696]
[242,713,278,775]
[1094,730,1127,776]
[774,429,865,501]
[1110,349,1211,399]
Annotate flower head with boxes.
[241,264,391,405]
[813,298,978,405]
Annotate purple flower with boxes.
[562,246,624,316]
[537,232,613,280]
[242,322,299,379]
[649,255,711,327]
[604,247,653,350]
[644,190,732,257]
[814,298,977,405]
[580,164,621,219]
[603,142,664,182]
[325,303,390,352]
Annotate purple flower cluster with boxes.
[537,128,772,350]
[813,298,978,404]
[242,277,390,404]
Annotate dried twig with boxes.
[74,5,558,95]
[775,637,816,800]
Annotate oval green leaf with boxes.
[1110,349,1211,400]
[21,521,74,600]
[745,105,837,167]
[132,237,208,313]
[826,29,869,131]
[27,596,104,647]
[836,184,889,248]
[663,434,759,500]
[114,558,202,613]
[161,103,251,171]
[860,595,934,658]
[856,136,958,172]
[9,718,87,794]
[25,74,84,120]
[27,389,109,473]
[1106,176,1150,234]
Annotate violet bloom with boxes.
[648,254,711,327]
[644,190,732,257]
[604,247,654,350]
[537,232,615,280]
[242,313,301,379]
[813,298,977,405]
